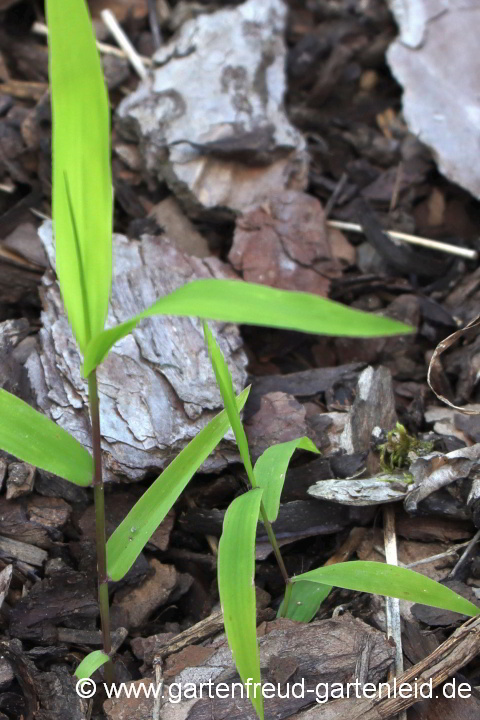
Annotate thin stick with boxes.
[406,540,470,569]
[31,21,153,67]
[447,527,480,580]
[148,0,163,49]
[88,370,114,686]
[324,172,348,218]
[374,539,472,570]
[327,219,478,261]
[152,658,164,720]
[383,505,407,720]
[389,162,403,214]
[101,10,148,80]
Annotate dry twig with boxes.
[327,219,478,261]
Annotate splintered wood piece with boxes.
[0,536,47,567]
[294,615,480,720]
[383,505,406,720]
[143,607,275,665]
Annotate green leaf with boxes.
[278,581,331,623]
[83,279,413,376]
[75,650,110,680]
[107,388,250,581]
[292,561,480,616]
[218,488,264,720]
[0,388,92,486]
[47,0,112,352]
[255,438,319,522]
[204,322,255,486]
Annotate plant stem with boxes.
[88,370,114,686]
[260,503,288,584]
[280,580,293,618]
[259,502,293,616]
[234,423,292,614]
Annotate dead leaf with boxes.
[428,315,480,414]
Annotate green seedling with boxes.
[0,0,455,705]
[206,328,480,720]
[379,422,434,471]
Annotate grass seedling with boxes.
[0,1,474,715]
[204,323,480,720]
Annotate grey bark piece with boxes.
[308,476,411,507]
[116,0,308,219]
[387,2,480,199]
[6,462,35,499]
[340,366,397,454]
[26,222,248,482]
[0,656,14,691]
[387,0,448,49]
[0,565,12,613]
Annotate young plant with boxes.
[379,422,434,471]
[204,324,480,720]
[0,0,444,694]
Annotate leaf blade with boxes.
[83,279,413,375]
[278,581,331,623]
[255,437,319,522]
[0,389,92,486]
[47,0,112,351]
[204,322,254,485]
[218,488,264,720]
[75,650,110,680]
[292,561,480,616]
[107,388,250,581]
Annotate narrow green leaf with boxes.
[204,322,255,486]
[83,279,413,376]
[278,581,331,623]
[75,650,110,680]
[47,0,112,352]
[0,388,92,486]
[107,388,250,581]
[218,488,264,720]
[255,438,319,522]
[292,561,480,616]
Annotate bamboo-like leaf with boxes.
[83,279,413,376]
[47,0,112,352]
[0,388,92,486]
[292,561,480,616]
[278,581,331,623]
[107,388,249,581]
[218,488,264,720]
[255,438,319,522]
[204,322,255,486]
[75,650,110,680]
